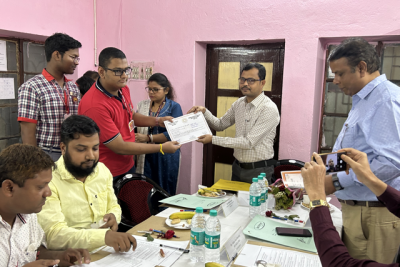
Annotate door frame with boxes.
[202,43,285,187]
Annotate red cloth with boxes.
[79,80,135,176]
[310,185,400,267]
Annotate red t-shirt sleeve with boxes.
[82,107,120,144]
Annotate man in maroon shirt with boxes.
[301,148,400,267]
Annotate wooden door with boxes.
[203,43,285,186]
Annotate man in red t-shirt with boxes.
[79,47,180,181]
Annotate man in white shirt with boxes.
[0,144,90,267]
[189,63,280,183]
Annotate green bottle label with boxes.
[205,233,220,249]
[260,192,266,203]
[190,230,205,245]
[250,196,261,206]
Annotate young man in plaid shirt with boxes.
[18,33,82,161]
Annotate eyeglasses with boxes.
[64,53,80,63]
[145,87,165,93]
[238,77,261,85]
[103,67,132,76]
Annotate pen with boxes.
[150,229,178,238]
[180,209,208,212]
[272,216,287,221]
[159,244,190,253]
[226,253,238,267]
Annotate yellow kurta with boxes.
[38,156,121,251]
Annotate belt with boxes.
[41,146,61,153]
[234,159,275,170]
[338,199,385,207]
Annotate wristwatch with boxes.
[332,173,344,191]
[309,199,329,210]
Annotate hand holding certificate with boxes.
[164,113,212,144]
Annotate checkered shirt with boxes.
[204,93,280,163]
[18,69,80,151]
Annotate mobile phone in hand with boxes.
[312,152,347,173]
[276,227,312,237]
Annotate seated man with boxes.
[0,144,90,267]
[38,115,137,252]
[302,148,400,267]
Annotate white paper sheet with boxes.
[73,235,189,267]
[0,78,15,99]
[164,112,212,144]
[234,244,322,267]
[0,40,6,71]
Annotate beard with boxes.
[64,150,98,179]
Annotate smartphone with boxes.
[276,227,312,237]
[312,152,347,173]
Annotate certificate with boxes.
[164,113,212,144]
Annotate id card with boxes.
[129,120,135,132]
[64,113,71,121]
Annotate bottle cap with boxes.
[258,176,263,181]
[260,173,266,176]
[195,207,203,213]
[210,210,217,216]
[252,178,259,183]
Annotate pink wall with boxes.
[3,0,400,194]
[0,0,96,79]
[110,0,400,193]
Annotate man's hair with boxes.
[98,47,126,68]
[328,38,380,73]
[148,73,176,101]
[0,144,55,187]
[241,63,266,80]
[83,71,99,80]
[44,33,82,62]
[60,115,100,146]
[76,76,95,96]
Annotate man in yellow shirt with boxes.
[38,115,137,252]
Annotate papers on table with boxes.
[281,170,304,188]
[159,194,228,209]
[211,179,251,191]
[243,215,317,253]
[73,235,189,267]
[234,243,322,267]
[164,112,212,144]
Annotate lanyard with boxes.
[148,101,165,133]
[52,81,70,114]
[119,89,133,119]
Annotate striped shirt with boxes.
[18,69,80,151]
[204,93,280,163]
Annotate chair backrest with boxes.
[115,173,171,227]
[273,159,305,181]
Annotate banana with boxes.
[171,218,181,225]
[169,212,195,220]
[187,219,192,225]
[205,263,225,267]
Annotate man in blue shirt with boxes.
[326,37,400,264]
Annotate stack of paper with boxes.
[211,179,251,191]
[234,244,321,267]
[159,194,228,209]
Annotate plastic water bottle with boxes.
[205,210,221,263]
[190,207,206,262]
[260,172,269,205]
[258,175,267,215]
[260,172,269,187]
[249,178,261,219]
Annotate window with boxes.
[319,42,400,153]
[0,38,45,151]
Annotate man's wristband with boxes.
[332,173,344,191]
[155,117,160,127]
[149,134,154,143]
[159,144,164,155]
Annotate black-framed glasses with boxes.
[238,77,261,85]
[65,53,80,63]
[103,67,132,76]
[145,87,165,93]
